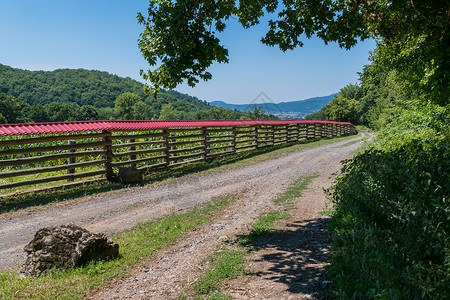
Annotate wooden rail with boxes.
[0,121,356,195]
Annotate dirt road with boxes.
[0,134,368,284]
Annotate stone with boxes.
[117,167,143,184]
[21,224,119,276]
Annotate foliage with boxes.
[44,101,80,122]
[328,103,450,298]
[114,92,153,120]
[324,86,360,124]
[0,64,280,122]
[138,0,450,102]
[159,103,180,120]
[76,105,99,121]
[0,91,31,123]
[0,64,213,122]
[242,106,278,120]
[303,107,327,121]
[376,101,450,149]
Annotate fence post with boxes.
[130,138,136,168]
[169,131,176,164]
[201,127,207,160]
[162,129,170,166]
[102,130,114,181]
[322,123,327,138]
[270,125,274,145]
[231,126,236,153]
[255,125,259,148]
[67,140,76,181]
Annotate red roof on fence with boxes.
[0,120,353,136]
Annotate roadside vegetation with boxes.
[327,103,449,298]
[0,194,238,299]
[314,19,450,300]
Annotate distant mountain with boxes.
[210,94,337,117]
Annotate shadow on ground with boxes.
[242,218,332,298]
[1,139,324,214]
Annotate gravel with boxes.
[0,134,368,279]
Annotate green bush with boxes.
[328,137,449,298]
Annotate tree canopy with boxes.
[138,0,449,105]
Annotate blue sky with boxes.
[0,0,376,104]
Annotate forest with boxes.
[0,64,277,123]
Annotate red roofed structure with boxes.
[0,120,353,136]
[0,119,356,193]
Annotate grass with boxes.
[0,194,238,300]
[272,174,319,209]
[182,174,321,299]
[192,248,249,294]
[177,247,249,300]
[238,211,291,245]
[0,135,355,214]
[239,174,319,245]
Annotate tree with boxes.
[114,92,141,120]
[0,113,6,124]
[325,93,359,124]
[159,103,180,120]
[209,106,238,120]
[133,101,154,120]
[0,63,213,121]
[0,92,30,123]
[44,102,80,122]
[304,108,327,121]
[138,1,449,104]
[24,104,49,123]
[77,105,100,121]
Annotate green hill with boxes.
[0,63,210,116]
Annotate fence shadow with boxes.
[0,140,319,213]
[240,218,332,298]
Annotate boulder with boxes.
[117,166,143,184]
[21,224,119,276]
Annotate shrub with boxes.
[328,137,449,298]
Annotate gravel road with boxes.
[0,134,368,273]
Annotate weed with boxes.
[192,248,248,294]
[272,174,319,209]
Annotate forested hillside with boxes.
[0,64,277,123]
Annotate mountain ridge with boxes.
[210,94,337,116]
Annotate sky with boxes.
[0,0,376,104]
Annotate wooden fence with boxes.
[0,121,356,195]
